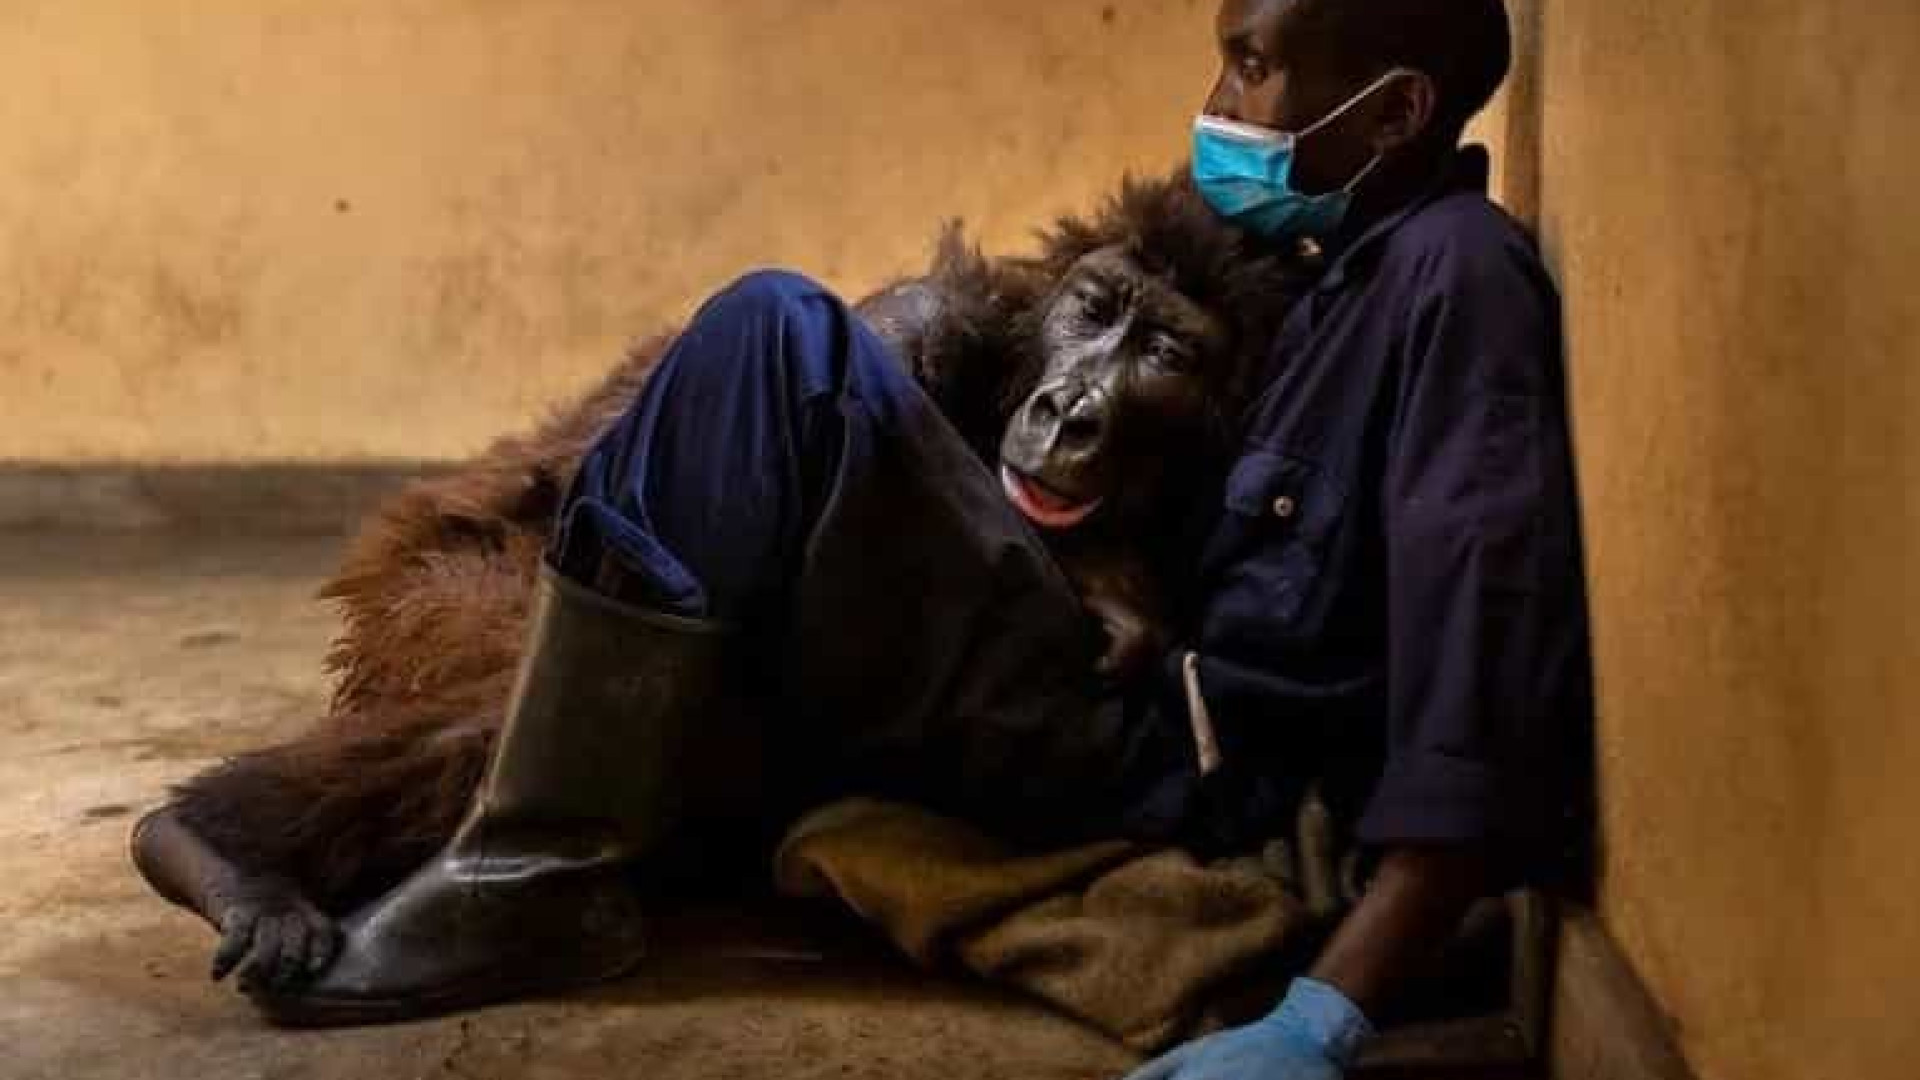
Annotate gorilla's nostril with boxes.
[1060,413,1103,449]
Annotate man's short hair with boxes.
[1287,0,1512,138]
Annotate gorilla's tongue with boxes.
[1000,465,1102,530]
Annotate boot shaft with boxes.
[474,567,732,851]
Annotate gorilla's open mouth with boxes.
[1000,465,1103,530]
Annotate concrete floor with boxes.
[0,533,1136,1080]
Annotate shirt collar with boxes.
[1307,144,1493,295]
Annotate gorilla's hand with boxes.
[1068,548,1169,682]
[1092,597,1168,682]
[131,808,339,991]
[208,874,339,991]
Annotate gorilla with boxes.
[131,170,1313,989]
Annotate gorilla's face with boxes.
[999,245,1235,531]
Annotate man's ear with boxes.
[1373,69,1437,154]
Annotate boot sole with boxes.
[251,945,649,1029]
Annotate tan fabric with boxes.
[773,797,1327,1052]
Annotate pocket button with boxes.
[1271,495,1298,520]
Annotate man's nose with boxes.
[1203,72,1238,121]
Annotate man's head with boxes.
[1204,0,1511,198]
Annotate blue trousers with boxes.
[547,271,1190,846]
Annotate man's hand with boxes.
[1123,845,1491,1079]
[1119,978,1372,1080]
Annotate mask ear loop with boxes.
[1340,151,1387,194]
[1298,67,1409,196]
[1297,66,1411,141]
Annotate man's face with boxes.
[1203,0,1388,196]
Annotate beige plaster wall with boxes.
[0,0,1213,462]
[1527,3,1920,1079]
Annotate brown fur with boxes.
[167,170,1309,912]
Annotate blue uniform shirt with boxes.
[1176,147,1593,868]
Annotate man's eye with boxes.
[1238,55,1269,85]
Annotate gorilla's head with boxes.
[996,173,1312,535]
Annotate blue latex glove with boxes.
[1119,978,1374,1080]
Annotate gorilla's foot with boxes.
[248,847,647,1028]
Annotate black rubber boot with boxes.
[252,566,731,1027]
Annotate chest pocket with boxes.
[1205,449,1350,634]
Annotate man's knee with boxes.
[670,268,854,400]
[697,268,837,332]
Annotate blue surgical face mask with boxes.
[1192,69,1402,240]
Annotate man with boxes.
[259,2,1590,1078]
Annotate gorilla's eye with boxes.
[1144,332,1196,374]
[1074,282,1119,325]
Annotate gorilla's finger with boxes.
[210,913,258,982]
[237,916,285,993]
[270,915,309,990]
[305,914,340,976]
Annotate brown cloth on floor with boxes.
[773,797,1342,1052]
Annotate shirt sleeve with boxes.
[1355,221,1592,857]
